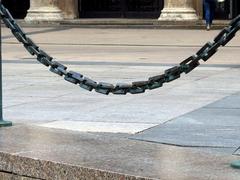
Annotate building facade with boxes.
[2,0,240,21]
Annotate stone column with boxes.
[25,0,63,22]
[159,0,198,21]
[57,0,78,19]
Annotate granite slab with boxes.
[207,93,240,109]
[131,93,240,150]
[0,172,36,180]
[0,125,240,180]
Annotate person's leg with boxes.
[204,1,211,25]
[204,0,211,30]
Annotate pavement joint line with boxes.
[2,59,240,68]
[128,136,239,149]
[204,107,240,110]
[3,41,240,48]
[129,138,237,149]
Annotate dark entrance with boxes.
[214,0,240,19]
[80,0,163,18]
[2,0,30,19]
[231,0,240,18]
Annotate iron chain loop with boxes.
[0,3,240,95]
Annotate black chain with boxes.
[1,3,240,95]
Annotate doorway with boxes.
[213,0,240,19]
[2,0,30,19]
[79,0,164,18]
[215,0,230,19]
[231,0,240,18]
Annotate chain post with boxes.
[231,161,240,169]
[0,10,12,127]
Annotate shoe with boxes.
[206,24,210,31]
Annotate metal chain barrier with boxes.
[0,4,240,95]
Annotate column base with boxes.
[0,120,12,127]
[159,8,198,21]
[25,7,63,22]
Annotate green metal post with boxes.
[0,14,12,127]
[231,161,240,169]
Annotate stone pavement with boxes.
[132,92,240,154]
[0,26,240,179]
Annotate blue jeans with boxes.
[204,0,216,25]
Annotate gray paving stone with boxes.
[131,94,240,150]
[207,93,240,109]
[3,60,235,125]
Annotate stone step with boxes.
[13,19,231,29]
[0,125,239,179]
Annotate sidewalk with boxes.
[0,26,240,179]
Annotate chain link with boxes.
[0,3,240,95]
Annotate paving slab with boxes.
[207,93,240,109]
[2,59,240,132]
[131,93,240,151]
[0,125,240,180]
[2,60,239,131]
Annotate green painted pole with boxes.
[0,13,12,127]
[231,161,240,169]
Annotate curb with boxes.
[9,19,231,29]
